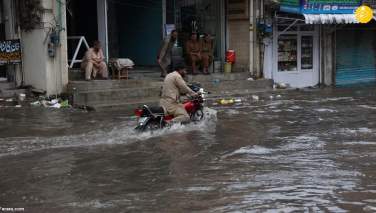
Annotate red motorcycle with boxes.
[134,84,205,132]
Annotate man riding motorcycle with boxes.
[160,61,198,124]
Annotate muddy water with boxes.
[1,87,376,212]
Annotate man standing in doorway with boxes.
[158,30,178,78]
[81,41,108,81]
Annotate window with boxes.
[301,36,313,70]
[278,35,298,72]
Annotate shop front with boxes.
[335,23,376,86]
[272,16,319,87]
[265,0,372,88]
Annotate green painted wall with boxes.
[116,0,163,66]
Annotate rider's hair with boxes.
[173,60,186,71]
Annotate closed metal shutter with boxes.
[336,29,376,86]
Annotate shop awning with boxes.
[303,14,359,24]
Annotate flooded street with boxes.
[2,87,376,212]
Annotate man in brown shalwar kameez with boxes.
[200,33,213,75]
[158,30,178,78]
[159,61,197,124]
[81,41,108,81]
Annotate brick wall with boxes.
[228,20,250,72]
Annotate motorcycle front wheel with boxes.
[190,109,204,122]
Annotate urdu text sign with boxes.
[302,0,361,14]
[0,40,22,64]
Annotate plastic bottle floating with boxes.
[218,98,241,105]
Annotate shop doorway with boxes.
[110,0,163,66]
[175,0,225,63]
[66,0,98,68]
[273,23,319,87]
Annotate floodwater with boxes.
[2,87,376,212]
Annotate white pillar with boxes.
[22,0,68,95]
[249,0,254,74]
[3,0,17,39]
[97,0,108,61]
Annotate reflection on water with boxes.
[1,87,376,212]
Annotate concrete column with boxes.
[321,26,334,86]
[22,0,68,95]
[249,0,254,74]
[3,0,17,39]
[97,0,108,61]
[162,0,166,37]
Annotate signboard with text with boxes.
[280,0,301,13]
[362,0,376,8]
[0,40,22,64]
[302,0,361,14]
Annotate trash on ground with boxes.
[15,105,22,108]
[50,103,61,109]
[252,95,259,101]
[247,78,254,81]
[60,100,69,108]
[277,83,288,89]
[218,98,241,105]
[49,99,59,105]
[30,97,71,109]
[30,101,41,106]
[212,79,221,85]
[276,95,282,99]
[5,98,13,102]
[18,93,26,101]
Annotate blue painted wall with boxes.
[116,0,163,66]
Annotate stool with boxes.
[113,66,132,80]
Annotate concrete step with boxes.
[201,79,273,95]
[92,97,160,112]
[68,80,163,92]
[73,86,162,106]
[0,89,27,98]
[187,72,250,83]
[69,68,163,81]
[0,82,14,90]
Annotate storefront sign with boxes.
[301,0,361,14]
[281,0,363,14]
[362,0,376,8]
[0,40,22,64]
[280,0,301,14]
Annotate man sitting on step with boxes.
[81,40,109,81]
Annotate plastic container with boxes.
[226,50,236,64]
[224,62,232,73]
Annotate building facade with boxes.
[262,0,376,88]
[0,0,68,96]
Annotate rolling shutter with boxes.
[336,29,376,86]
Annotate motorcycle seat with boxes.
[149,106,165,114]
